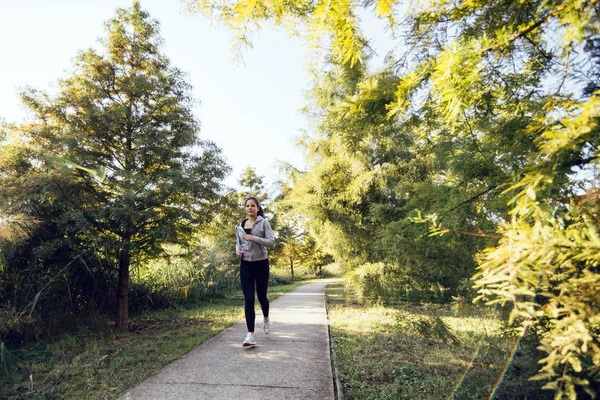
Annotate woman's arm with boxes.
[235,225,242,253]
[251,220,276,249]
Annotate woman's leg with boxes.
[255,259,270,318]
[240,261,256,332]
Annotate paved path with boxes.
[122,280,337,400]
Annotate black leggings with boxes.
[240,259,270,332]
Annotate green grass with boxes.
[0,280,311,400]
[326,282,552,400]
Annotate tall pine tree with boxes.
[3,2,229,331]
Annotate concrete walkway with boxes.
[122,280,337,400]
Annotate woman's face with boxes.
[245,199,258,218]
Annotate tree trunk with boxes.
[290,259,294,280]
[115,236,131,331]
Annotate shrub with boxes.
[396,308,460,345]
[344,262,455,305]
[344,263,388,305]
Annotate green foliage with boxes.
[0,2,229,332]
[238,166,268,202]
[472,90,600,398]
[475,184,600,397]
[345,263,387,305]
[188,0,600,396]
[284,57,495,296]
[196,191,245,266]
[268,175,332,277]
[269,265,317,283]
[344,262,455,304]
[129,244,240,311]
[397,308,460,345]
[184,0,376,66]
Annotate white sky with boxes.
[0,0,398,190]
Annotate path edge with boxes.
[324,280,345,400]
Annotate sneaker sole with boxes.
[243,342,256,347]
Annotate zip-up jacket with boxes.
[235,215,276,262]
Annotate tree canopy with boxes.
[0,1,229,331]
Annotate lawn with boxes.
[326,281,552,400]
[1,281,309,399]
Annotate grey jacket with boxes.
[235,215,276,262]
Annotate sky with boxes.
[0,0,398,190]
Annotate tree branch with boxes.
[439,185,502,224]
[483,4,569,53]
[439,227,502,239]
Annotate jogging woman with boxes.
[235,197,276,346]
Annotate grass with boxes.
[0,280,311,400]
[326,282,552,400]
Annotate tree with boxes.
[284,58,498,294]
[1,2,228,331]
[269,189,306,280]
[275,221,303,279]
[195,190,245,267]
[270,174,333,278]
[238,166,268,203]
[186,0,600,396]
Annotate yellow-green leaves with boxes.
[537,94,600,160]
[326,0,363,65]
[374,0,398,31]
[0,213,38,244]
[431,40,483,127]
[185,0,366,66]
[374,0,394,18]
[474,193,600,397]
[558,0,600,46]
[387,60,433,118]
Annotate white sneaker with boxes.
[263,317,271,334]
[243,332,256,346]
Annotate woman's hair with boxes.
[245,196,265,217]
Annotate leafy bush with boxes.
[396,308,460,345]
[344,263,387,305]
[344,262,456,305]
[130,244,240,312]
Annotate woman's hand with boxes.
[244,234,254,241]
[236,251,243,259]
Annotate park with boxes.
[1,0,599,398]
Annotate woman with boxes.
[235,196,276,346]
